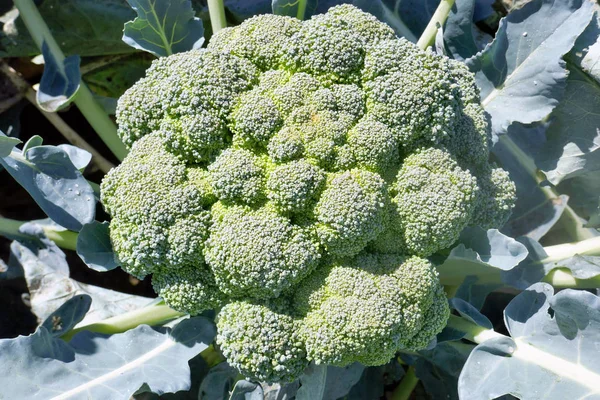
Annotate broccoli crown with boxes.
[294,254,449,366]
[102,4,517,383]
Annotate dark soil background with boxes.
[0,60,156,339]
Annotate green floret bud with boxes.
[116,50,259,150]
[229,90,283,149]
[216,300,308,383]
[471,166,516,229]
[283,4,395,84]
[152,265,226,316]
[314,169,389,257]
[101,133,213,277]
[295,254,449,366]
[158,110,228,163]
[392,148,479,257]
[271,73,321,115]
[442,103,491,171]
[267,160,326,214]
[268,126,305,162]
[208,148,265,204]
[362,38,420,81]
[364,47,461,148]
[205,203,321,299]
[338,116,400,175]
[208,14,302,70]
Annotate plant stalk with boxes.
[207,0,227,33]
[417,0,456,50]
[62,303,186,341]
[12,0,127,161]
[296,0,309,20]
[0,216,78,250]
[446,314,503,344]
[391,366,420,400]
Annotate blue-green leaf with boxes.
[22,135,43,153]
[466,0,594,139]
[0,131,21,157]
[198,363,239,400]
[77,221,118,272]
[296,363,365,400]
[444,0,478,60]
[57,144,92,171]
[0,144,95,231]
[40,294,92,338]
[436,228,528,285]
[450,298,493,329]
[0,317,216,399]
[230,380,264,400]
[123,0,205,57]
[459,283,600,399]
[37,42,81,112]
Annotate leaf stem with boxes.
[62,303,186,341]
[417,0,456,50]
[446,314,503,344]
[12,0,127,161]
[207,0,227,34]
[296,0,309,20]
[0,216,78,250]
[391,366,420,400]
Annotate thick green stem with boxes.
[446,314,503,344]
[62,303,186,341]
[391,366,420,400]
[201,344,226,367]
[417,0,456,50]
[296,0,309,20]
[208,0,227,34]
[12,0,127,161]
[0,216,78,250]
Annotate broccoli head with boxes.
[102,4,517,383]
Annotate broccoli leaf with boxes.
[466,0,594,139]
[296,363,365,400]
[229,380,264,400]
[123,0,205,57]
[0,142,95,232]
[0,317,216,399]
[493,123,569,240]
[77,221,119,272]
[6,226,150,325]
[443,0,479,60]
[37,41,81,112]
[0,130,20,157]
[436,228,528,286]
[40,294,92,338]
[459,283,600,399]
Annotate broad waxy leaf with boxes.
[40,294,92,338]
[230,380,264,400]
[0,130,20,157]
[0,144,95,231]
[444,0,478,60]
[493,123,569,240]
[37,42,81,112]
[459,283,600,399]
[7,227,150,325]
[436,228,528,285]
[467,0,594,139]
[123,0,205,57]
[345,360,404,400]
[198,363,240,400]
[57,144,92,171]
[296,363,365,400]
[77,221,119,272]
[0,317,216,399]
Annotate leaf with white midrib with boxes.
[458,283,600,399]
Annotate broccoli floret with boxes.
[204,203,321,299]
[152,264,226,316]
[103,4,517,383]
[295,254,449,366]
[216,300,308,383]
[386,147,479,257]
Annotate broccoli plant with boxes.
[0,0,599,399]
